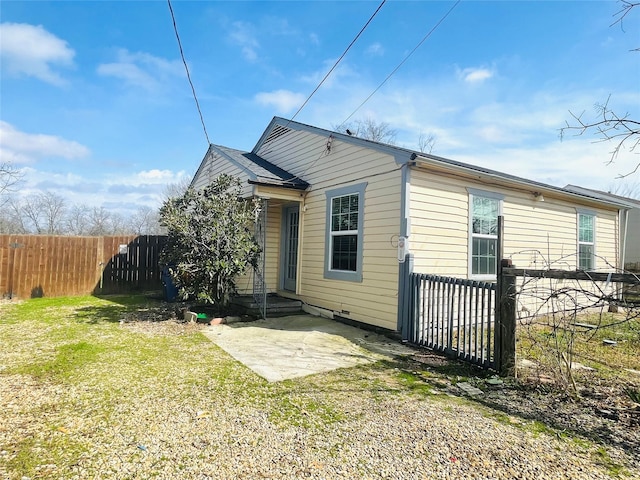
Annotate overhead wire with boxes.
[286,0,387,126]
[282,0,460,185]
[167,0,211,146]
[337,0,461,130]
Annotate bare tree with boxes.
[65,205,91,235]
[162,177,192,201]
[0,193,166,235]
[561,3,639,177]
[334,118,398,144]
[3,200,26,233]
[561,95,640,174]
[418,132,436,154]
[0,210,22,234]
[8,192,67,234]
[128,205,163,235]
[18,195,46,233]
[87,207,112,236]
[39,192,67,234]
[607,180,640,199]
[611,0,639,48]
[109,212,129,235]
[0,161,22,207]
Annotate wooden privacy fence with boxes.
[0,235,167,299]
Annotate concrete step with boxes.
[231,294,303,317]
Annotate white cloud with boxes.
[309,33,320,46]
[254,89,305,114]
[366,42,384,56]
[0,121,90,164]
[296,68,638,192]
[14,167,190,214]
[459,67,494,84]
[119,169,186,186]
[300,58,357,89]
[229,21,260,62]
[452,139,638,191]
[261,16,297,36]
[0,22,75,85]
[97,49,183,91]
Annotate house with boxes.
[563,185,640,272]
[191,117,629,332]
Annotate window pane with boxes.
[472,197,499,235]
[579,214,594,243]
[472,237,496,275]
[332,235,358,271]
[340,196,350,213]
[332,198,340,215]
[579,244,594,270]
[349,213,358,230]
[331,194,359,232]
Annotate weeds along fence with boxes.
[0,235,167,299]
[505,266,640,388]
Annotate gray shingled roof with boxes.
[212,144,308,190]
[564,185,640,209]
[258,117,630,209]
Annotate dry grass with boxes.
[517,312,640,379]
[1,295,639,479]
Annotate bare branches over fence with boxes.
[505,259,640,394]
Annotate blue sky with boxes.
[1,0,638,214]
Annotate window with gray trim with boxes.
[578,212,595,270]
[324,183,366,282]
[468,189,503,277]
[330,194,359,271]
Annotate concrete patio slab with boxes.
[201,314,414,382]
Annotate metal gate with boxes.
[253,199,267,319]
[407,273,497,369]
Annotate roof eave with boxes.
[247,179,309,191]
[411,153,628,209]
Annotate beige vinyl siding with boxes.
[622,211,640,271]
[409,171,470,277]
[235,202,281,294]
[259,133,403,330]
[503,199,619,271]
[409,167,621,319]
[625,209,640,267]
[257,130,399,189]
[595,209,619,268]
[191,150,253,197]
[410,168,620,275]
[257,129,325,177]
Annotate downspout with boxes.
[397,160,415,337]
[621,208,629,271]
[297,190,310,294]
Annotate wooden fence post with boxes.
[497,259,517,376]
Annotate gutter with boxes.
[247,179,309,191]
[410,153,628,210]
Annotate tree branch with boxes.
[561,95,640,176]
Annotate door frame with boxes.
[279,203,300,292]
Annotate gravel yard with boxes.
[1,296,638,479]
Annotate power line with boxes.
[287,0,387,126]
[167,0,211,146]
[338,0,461,130]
